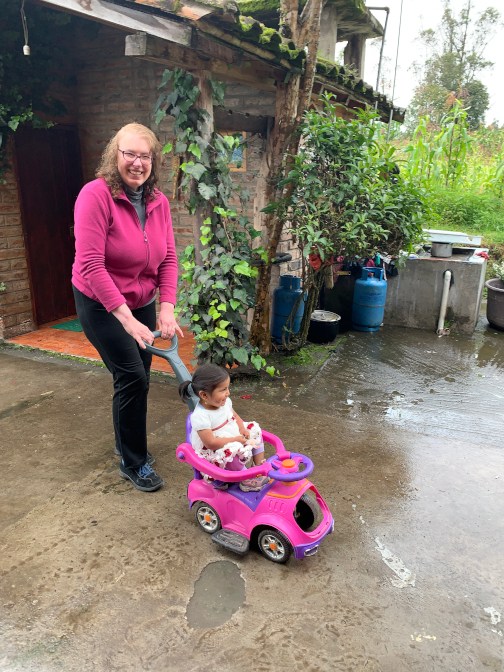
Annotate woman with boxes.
[72,123,182,492]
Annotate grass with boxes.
[282,337,346,366]
[427,186,504,251]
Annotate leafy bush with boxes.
[178,208,270,369]
[269,95,428,261]
[264,94,428,347]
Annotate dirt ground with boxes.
[0,323,503,671]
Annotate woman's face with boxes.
[117,131,153,191]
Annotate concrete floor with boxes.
[0,317,503,671]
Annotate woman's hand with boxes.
[158,302,184,340]
[112,304,153,349]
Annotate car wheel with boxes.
[195,502,222,534]
[258,528,293,564]
[294,495,316,531]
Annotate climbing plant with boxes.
[154,68,275,373]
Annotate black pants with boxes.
[73,286,156,469]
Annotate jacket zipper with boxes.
[123,198,150,309]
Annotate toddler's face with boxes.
[201,377,231,408]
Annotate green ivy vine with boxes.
[155,68,275,374]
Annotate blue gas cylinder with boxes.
[352,266,387,332]
[271,275,305,343]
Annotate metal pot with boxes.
[485,278,504,331]
[431,242,453,258]
[307,310,341,344]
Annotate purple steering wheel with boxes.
[266,451,314,482]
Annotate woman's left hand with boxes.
[158,302,184,340]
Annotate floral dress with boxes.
[190,398,263,470]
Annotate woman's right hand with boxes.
[112,303,154,349]
[122,316,154,349]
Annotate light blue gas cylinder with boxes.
[271,275,305,343]
[352,266,387,332]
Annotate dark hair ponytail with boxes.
[178,364,230,403]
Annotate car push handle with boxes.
[141,331,199,412]
[267,452,314,482]
[176,444,271,482]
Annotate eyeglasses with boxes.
[118,149,153,165]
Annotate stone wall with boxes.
[0,146,36,340]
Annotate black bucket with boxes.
[307,310,341,344]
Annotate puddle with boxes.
[186,561,245,629]
[240,320,504,449]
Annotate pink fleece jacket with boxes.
[72,178,178,312]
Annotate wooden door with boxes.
[14,126,83,324]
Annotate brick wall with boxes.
[3,22,300,336]
[0,145,36,340]
[220,83,302,290]
[75,26,199,260]
[73,24,296,281]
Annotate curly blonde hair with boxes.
[96,123,163,202]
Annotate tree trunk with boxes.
[249,78,300,352]
[249,0,324,353]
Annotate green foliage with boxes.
[0,281,6,292]
[403,101,473,189]
[406,0,501,131]
[400,106,504,248]
[278,95,427,261]
[427,186,504,246]
[177,209,263,369]
[492,262,504,282]
[265,94,428,348]
[0,1,91,179]
[155,68,273,373]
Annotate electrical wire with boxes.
[21,0,30,55]
[367,7,390,97]
[387,0,404,138]
[390,0,403,105]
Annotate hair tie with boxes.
[188,382,195,397]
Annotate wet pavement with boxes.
[0,314,503,671]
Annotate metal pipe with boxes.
[367,6,390,105]
[437,270,452,335]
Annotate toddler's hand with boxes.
[234,435,247,444]
[240,428,250,439]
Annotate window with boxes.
[218,131,247,172]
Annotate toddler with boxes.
[179,364,270,492]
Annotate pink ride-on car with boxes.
[176,414,334,563]
[142,333,334,564]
